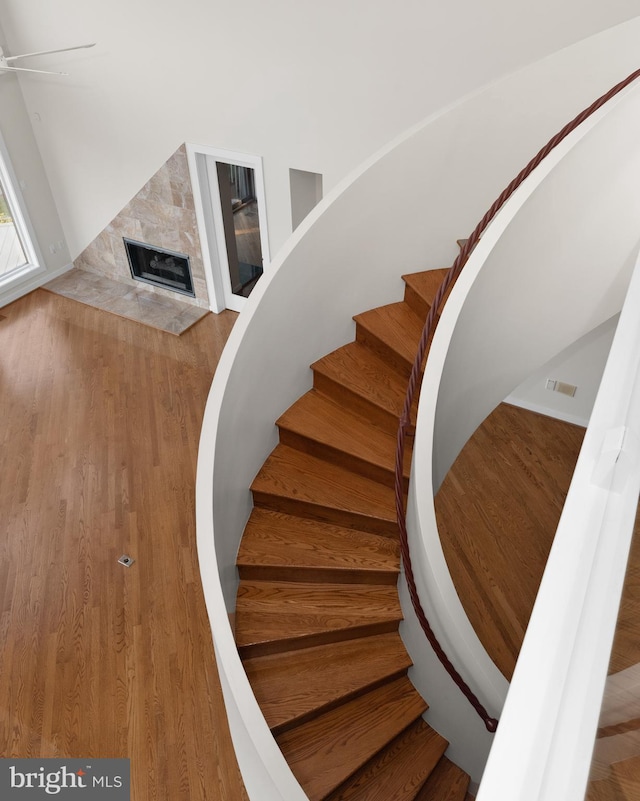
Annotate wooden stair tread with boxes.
[243,632,412,734]
[234,260,473,800]
[354,302,424,376]
[607,755,640,801]
[237,508,399,584]
[325,718,448,801]
[251,445,398,536]
[402,268,449,319]
[235,580,402,655]
[312,341,409,434]
[414,757,470,801]
[277,389,411,485]
[276,676,428,801]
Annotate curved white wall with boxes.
[206,15,640,606]
[432,87,640,487]
[405,78,640,784]
[195,20,640,798]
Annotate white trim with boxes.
[186,143,270,313]
[503,396,589,428]
[0,260,73,308]
[0,128,45,283]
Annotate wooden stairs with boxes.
[234,266,472,800]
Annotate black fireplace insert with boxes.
[124,238,194,297]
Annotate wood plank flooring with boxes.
[435,402,586,681]
[436,401,640,800]
[0,289,246,800]
[5,286,639,800]
[435,400,640,684]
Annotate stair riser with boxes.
[312,371,400,436]
[237,563,399,585]
[266,666,412,736]
[276,677,429,801]
[355,325,412,379]
[403,284,432,319]
[402,287,446,324]
[251,492,399,538]
[414,757,471,800]
[233,266,473,798]
[243,633,414,736]
[325,720,448,801]
[237,619,401,659]
[277,427,410,491]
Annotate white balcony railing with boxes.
[476,242,640,801]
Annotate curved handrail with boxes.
[394,65,640,733]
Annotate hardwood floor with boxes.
[5,285,637,799]
[435,402,586,680]
[437,402,640,800]
[436,400,640,681]
[0,289,247,800]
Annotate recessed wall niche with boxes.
[73,144,209,308]
[290,168,323,231]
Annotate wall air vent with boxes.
[545,379,578,397]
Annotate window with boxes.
[0,178,28,276]
[0,133,39,283]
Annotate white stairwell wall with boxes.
[431,88,640,488]
[404,75,640,785]
[195,20,640,799]
[506,316,618,428]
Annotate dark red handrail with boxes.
[394,66,640,733]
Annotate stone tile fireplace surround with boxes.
[73,144,210,309]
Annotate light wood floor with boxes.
[0,289,247,800]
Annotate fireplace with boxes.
[124,238,195,297]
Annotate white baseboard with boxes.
[0,261,74,309]
[504,395,589,428]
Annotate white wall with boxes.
[0,20,71,305]
[403,77,640,784]
[431,81,640,488]
[0,1,638,263]
[506,316,618,427]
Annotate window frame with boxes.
[0,128,42,286]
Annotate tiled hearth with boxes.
[46,143,212,333]
[44,269,208,335]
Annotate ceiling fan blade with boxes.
[5,42,96,62]
[0,65,69,76]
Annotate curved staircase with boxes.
[233,266,473,800]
